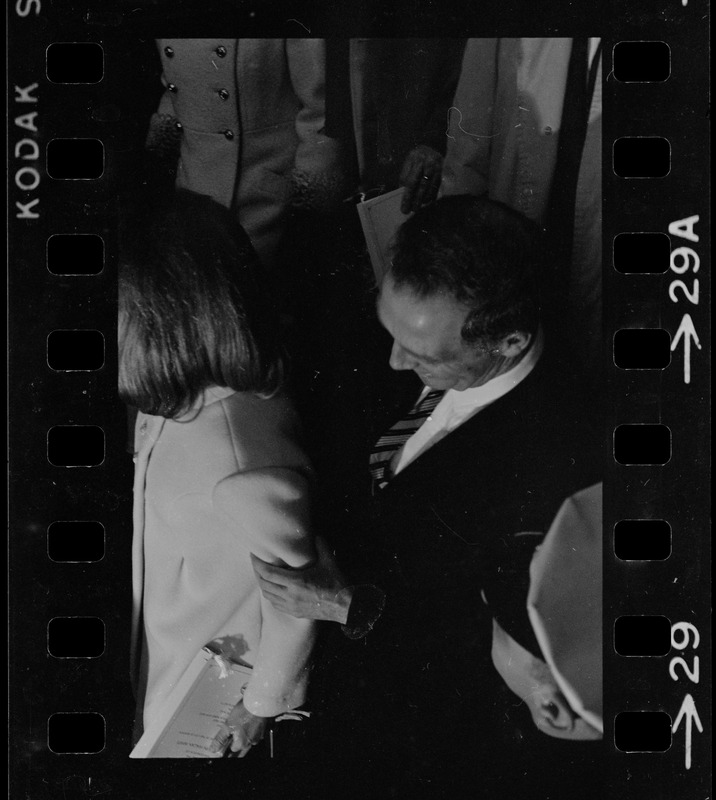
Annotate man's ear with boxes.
[497,331,532,358]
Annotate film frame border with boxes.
[7,2,710,797]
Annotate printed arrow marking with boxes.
[670,313,701,384]
[672,693,703,770]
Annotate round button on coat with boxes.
[223,129,235,140]
[218,89,230,101]
[168,83,178,93]
[215,46,227,58]
[164,46,174,58]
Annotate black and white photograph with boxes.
[8,4,710,800]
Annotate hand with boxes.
[399,145,444,213]
[210,700,269,758]
[251,536,353,624]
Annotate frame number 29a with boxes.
[668,215,702,385]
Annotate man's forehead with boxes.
[378,283,466,355]
[379,272,452,299]
[379,278,467,325]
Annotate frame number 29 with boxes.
[670,621,703,769]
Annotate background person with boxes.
[330,38,467,212]
[146,39,344,270]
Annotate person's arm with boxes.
[251,536,351,622]
[144,44,182,160]
[209,467,317,755]
[251,536,386,639]
[285,38,344,212]
[210,701,268,758]
[399,39,468,213]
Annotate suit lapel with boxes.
[381,358,549,500]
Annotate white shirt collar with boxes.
[393,329,544,475]
[445,326,544,412]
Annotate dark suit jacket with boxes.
[348,38,467,191]
[307,351,603,796]
[332,351,602,715]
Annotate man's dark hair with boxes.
[119,190,284,418]
[390,195,542,345]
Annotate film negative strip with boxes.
[604,15,710,794]
[8,3,710,799]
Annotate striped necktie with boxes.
[369,389,445,491]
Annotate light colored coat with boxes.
[150,38,343,265]
[130,386,316,731]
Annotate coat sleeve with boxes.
[144,76,182,166]
[212,467,317,717]
[285,38,344,211]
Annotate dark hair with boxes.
[118,190,284,418]
[390,195,542,345]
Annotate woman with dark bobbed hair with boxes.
[120,190,316,757]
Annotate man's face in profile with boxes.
[376,273,507,392]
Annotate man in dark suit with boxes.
[253,196,602,796]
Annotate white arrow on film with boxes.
[670,313,701,384]
[672,693,704,770]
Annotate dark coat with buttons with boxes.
[149,39,343,266]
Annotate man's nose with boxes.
[389,341,415,371]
